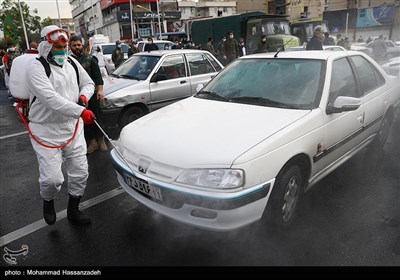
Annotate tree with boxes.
[0,0,44,49]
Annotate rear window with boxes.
[101,44,130,55]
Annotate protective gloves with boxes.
[80,108,95,124]
[78,95,88,107]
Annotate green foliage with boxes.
[0,0,45,48]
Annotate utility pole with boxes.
[55,0,62,28]
[17,0,29,49]
[156,0,162,38]
[90,0,97,35]
[130,0,135,39]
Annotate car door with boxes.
[148,54,191,111]
[316,57,364,172]
[185,53,219,94]
[349,55,387,139]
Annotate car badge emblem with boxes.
[138,158,151,174]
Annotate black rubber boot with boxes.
[43,199,56,225]
[67,195,91,225]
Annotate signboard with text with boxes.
[357,4,395,28]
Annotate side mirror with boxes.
[196,83,204,93]
[326,96,361,114]
[150,73,168,83]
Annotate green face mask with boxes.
[51,49,68,66]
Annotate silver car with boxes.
[102,49,224,130]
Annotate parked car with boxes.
[380,56,400,78]
[351,40,400,59]
[102,49,223,130]
[136,40,174,52]
[90,42,130,74]
[110,50,399,231]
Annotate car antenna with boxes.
[274,38,294,58]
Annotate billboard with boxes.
[357,4,395,28]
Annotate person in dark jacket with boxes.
[69,35,107,154]
[144,37,159,52]
[112,40,124,68]
[306,26,323,50]
[253,35,269,53]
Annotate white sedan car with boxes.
[111,51,400,231]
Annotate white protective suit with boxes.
[26,30,95,201]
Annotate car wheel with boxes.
[120,106,145,128]
[371,112,392,150]
[264,165,303,230]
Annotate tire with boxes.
[371,112,392,151]
[120,106,145,128]
[264,165,304,230]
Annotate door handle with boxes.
[180,80,187,84]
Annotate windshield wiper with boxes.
[195,91,227,101]
[118,74,141,80]
[229,96,299,108]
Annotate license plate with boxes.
[124,174,163,201]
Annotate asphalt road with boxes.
[0,88,399,271]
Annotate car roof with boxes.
[242,50,360,61]
[132,49,212,57]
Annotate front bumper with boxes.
[101,106,123,129]
[111,149,274,231]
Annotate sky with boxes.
[23,0,73,19]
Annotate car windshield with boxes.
[196,58,325,109]
[101,44,130,55]
[112,55,160,80]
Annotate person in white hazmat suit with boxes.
[26,25,95,225]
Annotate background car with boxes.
[90,42,130,74]
[110,50,399,231]
[351,40,400,59]
[380,56,400,79]
[136,40,174,52]
[101,49,224,132]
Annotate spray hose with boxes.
[16,101,80,149]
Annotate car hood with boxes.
[103,76,140,96]
[119,97,311,168]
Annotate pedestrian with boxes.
[0,47,6,90]
[372,35,387,64]
[144,37,159,52]
[343,37,351,50]
[127,40,139,57]
[322,32,335,45]
[26,25,95,226]
[69,35,107,155]
[224,31,239,64]
[204,37,217,56]
[357,35,364,43]
[238,37,247,57]
[253,35,269,54]
[217,35,227,65]
[93,45,108,77]
[25,42,39,54]
[3,43,17,76]
[336,34,345,47]
[163,43,171,50]
[171,39,182,49]
[112,40,124,68]
[306,26,324,50]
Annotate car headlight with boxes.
[176,169,244,189]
